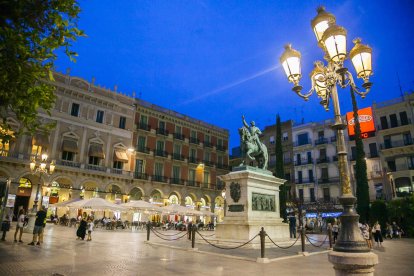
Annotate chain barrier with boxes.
[266,234,301,249]
[196,231,216,237]
[150,227,188,241]
[151,227,186,237]
[195,230,259,250]
[305,234,329,248]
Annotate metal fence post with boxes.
[188,223,192,240]
[191,225,196,248]
[301,227,305,252]
[259,227,266,259]
[146,221,150,241]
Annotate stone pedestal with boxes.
[24,212,36,234]
[328,251,378,276]
[215,166,289,242]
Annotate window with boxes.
[369,143,378,158]
[190,148,196,159]
[173,166,180,180]
[135,159,144,173]
[323,188,330,202]
[119,116,126,129]
[204,151,210,162]
[387,160,396,172]
[298,171,303,184]
[283,132,289,141]
[137,136,146,152]
[203,171,210,184]
[96,110,104,123]
[159,121,165,131]
[297,133,309,145]
[299,189,304,202]
[321,168,329,181]
[320,148,326,159]
[380,116,388,129]
[62,151,74,161]
[308,169,314,182]
[175,125,181,134]
[217,138,223,147]
[310,188,315,202]
[389,114,398,128]
[403,132,412,145]
[113,161,123,169]
[191,130,197,138]
[307,152,312,163]
[205,134,210,143]
[217,155,223,166]
[296,153,301,165]
[384,136,391,149]
[269,136,275,144]
[375,183,383,200]
[155,162,163,176]
[174,144,181,155]
[89,156,100,165]
[400,111,408,125]
[318,130,324,139]
[71,103,80,117]
[189,169,196,184]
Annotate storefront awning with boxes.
[32,133,49,147]
[114,149,128,162]
[89,144,105,158]
[62,140,78,153]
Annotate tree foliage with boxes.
[386,196,414,237]
[350,88,370,223]
[0,0,84,142]
[275,114,287,221]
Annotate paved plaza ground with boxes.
[0,224,413,276]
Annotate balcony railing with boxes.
[294,158,313,166]
[156,128,169,136]
[188,157,199,164]
[155,150,169,158]
[368,152,379,158]
[138,123,151,131]
[380,139,413,150]
[295,178,314,184]
[86,164,106,172]
[203,141,213,148]
[203,160,215,167]
[187,180,200,187]
[137,146,151,154]
[377,118,412,130]
[189,137,199,144]
[173,153,186,161]
[216,144,227,152]
[318,177,340,184]
[174,133,185,140]
[57,160,81,168]
[317,157,330,164]
[134,172,149,180]
[152,175,168,183]
[110,168,130,175]
[294,139,312,147]
[314,138,329,145]
[171,178,185,185]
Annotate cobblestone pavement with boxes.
[0,224,413,276]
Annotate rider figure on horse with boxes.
[242,115,264,153]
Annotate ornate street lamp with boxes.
[29,153,55,211]
[280,6,377,275]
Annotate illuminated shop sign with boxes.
[346,107,376,139]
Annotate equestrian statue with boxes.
[239,115,268,170]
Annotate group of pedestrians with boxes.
[76,215,94,241]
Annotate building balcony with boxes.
[187,180,201,187]
[136,146,151,154]
[388,164,414,172]
[377,118,412,131]
[295,178,314,184]
[314,137,329,145]
[110,168,131,176]
[216,144,227,152]
[172,153,186,161]
[152,175,169,183]
[171,178,185,185]
[380,139,413,150]
[85,164,106,172]
[189,137,200,145]
[134,172,150,180]
[293,139,312,147]
[174,133,185,140]
[57,160,81,168]
[367,152,379,158]
[188,157,199,164]
[294,158,313,166]
[203,160,215,167]
[156,128,169,136]
[318,177,340,184]
[154,150,169,158]
[316,157,330,164]
[203,141,214,148]
[137,123,151,131]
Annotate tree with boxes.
[275,114,287,221]
[387,196,414,237]
[369,200,387,229]
[0,0,85,143]
[350,88,370,223]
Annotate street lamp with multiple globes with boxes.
[280,6,378,274]
[29,153,55,212]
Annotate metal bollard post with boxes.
[146,222,150,241]
[188,223,192,240]
[328,227,333,249]
[259,227,266,259]
[301,227,305,252]
[191,225,196,248]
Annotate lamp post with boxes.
[221,188,227,218]
[280,6,378,275]
[25,153,55,233]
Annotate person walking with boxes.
[332,221,339,244]
[288,213,297,238]
[14,209,25,243]
[76,217,87,240]
[361,222,372,249]
[28,205,47,246]
[1,214,11,241]
[87,218,94,241]
[373,221,383,247]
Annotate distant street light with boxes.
[279,6,377,275]
[30,153,55,211]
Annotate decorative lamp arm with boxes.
[346,71,371,98]
[293,85,314,101]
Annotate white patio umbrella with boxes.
[161,204,203,216]
[49,198,82,208]
[121,200,162,213]
[66,197,126,211]
[200,209,216,217]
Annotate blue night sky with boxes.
[55,0,414,149]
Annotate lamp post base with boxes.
[328,251,378,276]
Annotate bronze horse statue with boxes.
[238,126,268,170]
